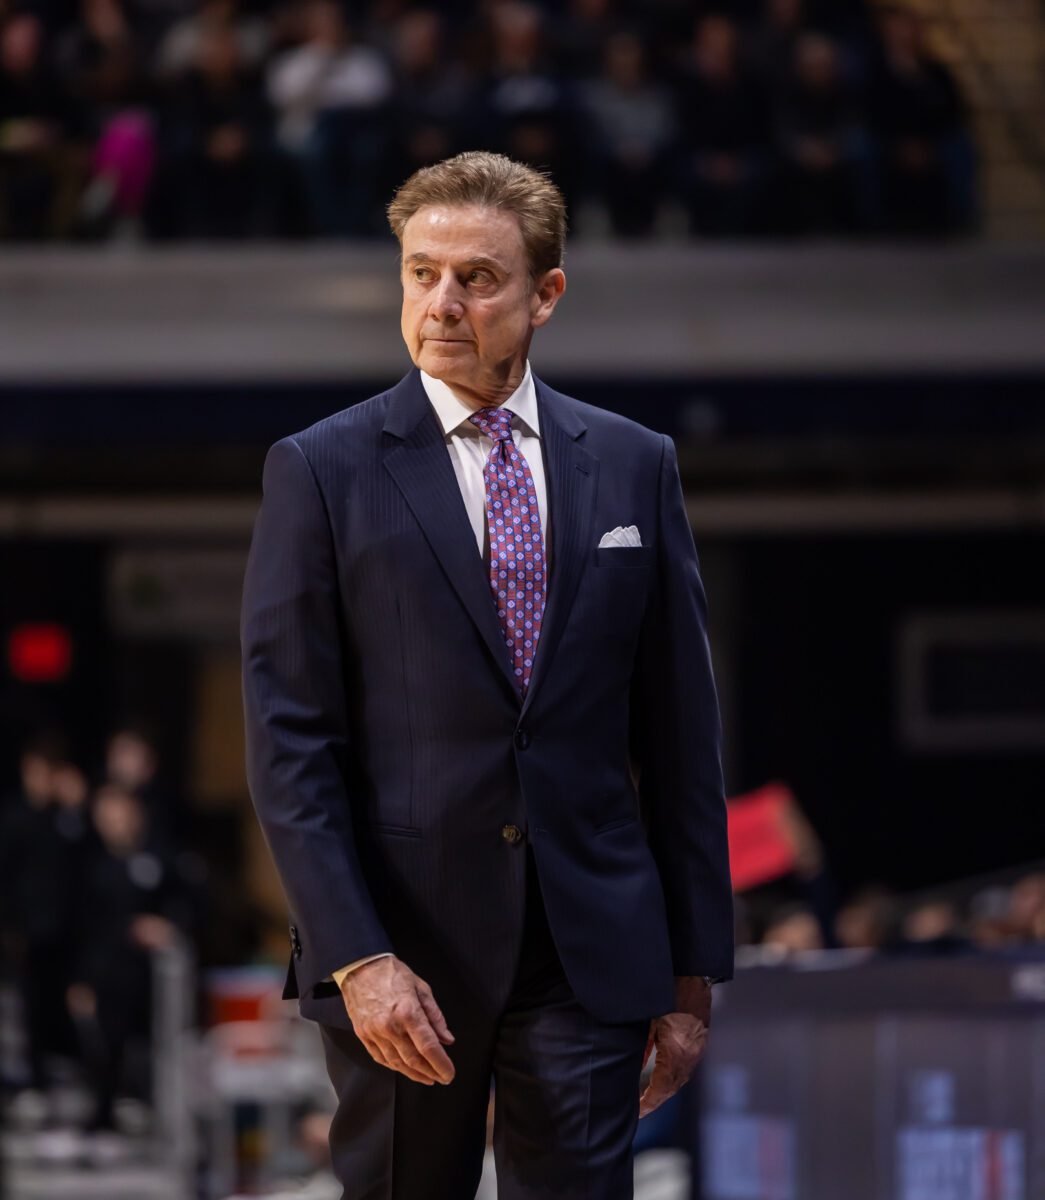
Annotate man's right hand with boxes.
[339,955,456,1086]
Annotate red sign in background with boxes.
[7,622,73,683]
[727,781,800,892]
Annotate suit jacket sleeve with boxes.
[241,436,393,998]
[630,434,734,982]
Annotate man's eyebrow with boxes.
[403,252,508,272]
[460,256,507,271]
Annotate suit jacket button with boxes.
[514,729,530,750]
[501,824,523,845]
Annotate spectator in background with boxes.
[579,30,675,237]
[120,0,196,57]
[51,756,92,845]
[104,723,183,843]
[972,872,1045,947]
[55,0,155,237]
[477,2,580,223]
[155,0,269,81]
[897,897,970,952]
[746,0,810,86]
[551,0,614,79]
[155,22,275,237]
[68,782,194,1131]
[1008,872,1045,941]
[103,722,210,936]
[267,0,393,236]
[384,9,470,198]
[774,31,869,234]
[674,14,771,236]
[834,884,899,951]
[105,724,160,794]
[867,4,975,235]
[0,12,74,238]
[0,740,90,1098]
[56,0,146,132]
[761,903,824,955]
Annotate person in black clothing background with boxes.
[0,738,90,1098]
[868,4,975,234]
[0,12,76,238]
[66,781,194,1131]
[152,20,278,237]
[674,14,771,236]
[474,2,582,231]
[775,31,866,234]
[383,10,471,214]
[579,30,675,238]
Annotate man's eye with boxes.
[414,268,432,281]
[467,271,491,284]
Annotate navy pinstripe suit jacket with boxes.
[240,367,733,1031]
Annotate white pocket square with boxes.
[598,525,642,548]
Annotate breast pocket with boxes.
[594,544,655,636]
[596,545,655,569]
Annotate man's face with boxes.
[399,203,564,404]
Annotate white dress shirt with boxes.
[330,361,549,989]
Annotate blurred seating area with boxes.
[0,0,979,242]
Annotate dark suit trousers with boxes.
[318,843,649,1199]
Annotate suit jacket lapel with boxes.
[382,367,597,715]
[383,369,519,697]
[520,373,597,720]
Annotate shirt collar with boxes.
[420,361,540,440]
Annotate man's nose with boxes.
[428,273,465,320]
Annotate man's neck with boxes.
[425,361,530,412]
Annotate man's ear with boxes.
[531,268,566,329]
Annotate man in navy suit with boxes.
[241,151,733,1199]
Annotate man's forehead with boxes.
[401,205,525,264]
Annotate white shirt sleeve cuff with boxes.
[329,952,393,988]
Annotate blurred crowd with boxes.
[739,868,1045,961]
[0,729,206,1135]
[0,0,977,242]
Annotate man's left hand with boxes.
[638,976,712,1118]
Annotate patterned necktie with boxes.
[467,405,548,697]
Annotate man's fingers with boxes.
[390,1034,445,1084]
[362,1029,432,1085]
[638,1082,667,1118]
[638,1062,674,1118]
[638,1040,690,1118]
[366,1029,426,1083]
[416,983,455,1045]
[360,1036,392,1072]
[375,1036,439,1085]
[404,1012,455,1083]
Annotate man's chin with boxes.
[418,345,474,378]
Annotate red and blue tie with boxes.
[467,405,548,697]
